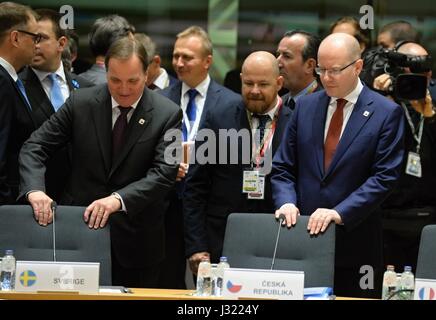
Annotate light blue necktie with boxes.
[48,73,64,111]
[182,89,198,141]
[16,78,31,110]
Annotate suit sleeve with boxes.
[0,78,13,204]
[270,102,299,209]
[183,110,215,257]
[335,104,405,230]
[18,93,75,199]
[114,107,182,215]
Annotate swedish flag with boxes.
[19,270,37,287]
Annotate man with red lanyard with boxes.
[183,51,291,268]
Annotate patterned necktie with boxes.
[182,89,198,141]
[286,96,296,110]
[112,106,132,157]
[16,78,31,109]
[253,114,271,145]
[48,73,64,111]
[324,98,347,171]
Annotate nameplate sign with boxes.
[222,268,304,300]
[15,261,99,293]
[414,278,436,300]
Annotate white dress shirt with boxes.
[32,63,69,104]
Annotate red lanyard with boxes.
[253,97,283,168]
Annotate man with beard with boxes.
[183,51,293,271]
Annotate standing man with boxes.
[19,37,182,288]
[159,26,242,289]
[134,33,177,90]
[276,30,321,112]
[80,15,134,85]
[271,33,405,298]
[19,9,93,201]
[0,2,39,204]
[184,51,291,273]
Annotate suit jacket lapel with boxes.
[200,80,221,129]
[110,90,152,176]
[272,103,292,153]
[168,82,182,106]
[24,68,55,118]
[91,87,112,174]
[324,86,374,177]
[313,93,330,177]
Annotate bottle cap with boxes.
[5,249,13,255]
[220,256,228,262]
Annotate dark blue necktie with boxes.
[254,114,270,144]
[182,89,198,141]
[16,78,31,109]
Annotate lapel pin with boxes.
[139,118,145,125]
[363,111,370,117]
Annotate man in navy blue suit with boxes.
[184,51,291,273]
[158,26,242,288]
[271,33,405,298]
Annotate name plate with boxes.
[222,268,304,300]
[414,278,436,300]
[15,261,99,293]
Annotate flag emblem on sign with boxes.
[418,287,435,300]
[19,270,37,287]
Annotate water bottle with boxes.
[382,265,397,300]
[0,249,16,291]
[213,256,230,296]
[398,266,415,300]
[196,257,211,296]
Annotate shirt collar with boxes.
[252,95,281,120]
[292,79,318,102]
[181,74,210,98]
[331,79,364,105]
[32,62,66,84]
[153,68,169,90]
[0,57,18,81]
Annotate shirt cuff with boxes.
[112,192,127,213]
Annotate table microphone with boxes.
[51,201,57,262]
[271,214,286,270]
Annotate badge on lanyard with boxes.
[242,170,260,193]
[405,151,422,178]
[248,175,265,200]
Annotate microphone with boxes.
[271,214,286,270]
[51,201,57,262]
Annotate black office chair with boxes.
[416,224,436,279]
[222,213,335,288]
[0,205,111,285]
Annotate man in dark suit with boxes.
[158,26,242,289]
[276,30,322,111]
[0,2,39,204]
[271,33,405,298]
[184,51,291,272]
[19,37,182,288]
[19,9,93,201]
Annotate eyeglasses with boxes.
[16,29,42,44]
[315,59,358,76]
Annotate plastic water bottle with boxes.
[196,257,211,296]
[0,249,16,291]
[213,256,230,296]
[398,266,415,300]
[382,265,397,300]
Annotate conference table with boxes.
[0,288,361,300]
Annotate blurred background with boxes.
[22,0,436,83]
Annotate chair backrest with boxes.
[416,224,436,279]
[222,213,335,288]
[0,205,111,285]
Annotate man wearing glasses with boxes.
[0,2,39,204]
[271,33,405,298]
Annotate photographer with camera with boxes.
[373,41,436,272]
